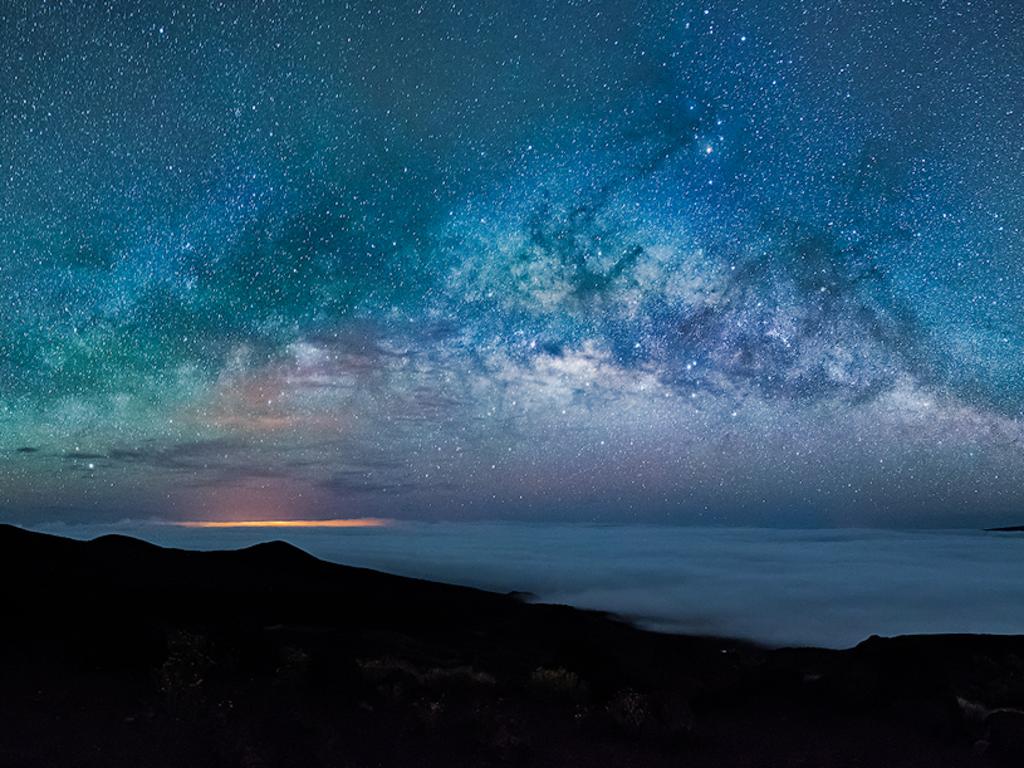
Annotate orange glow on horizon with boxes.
[174,518,392,529]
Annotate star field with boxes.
[2,0,1023,525]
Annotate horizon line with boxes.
[172,518,393,529]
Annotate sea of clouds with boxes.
[32,521,1024,648]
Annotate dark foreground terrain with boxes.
[1,524,1022,767]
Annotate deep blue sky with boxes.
[2,0,1023,526]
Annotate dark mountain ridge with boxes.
[1,524,1022,767]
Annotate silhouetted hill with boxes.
[1,524,1022,767]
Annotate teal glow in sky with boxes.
[2,0,1023,525]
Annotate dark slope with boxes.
[0,524,1022,768]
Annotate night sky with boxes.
[2,0,1023,526]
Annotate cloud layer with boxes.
[32,521,1024,648]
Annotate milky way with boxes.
[2,0,1023,525]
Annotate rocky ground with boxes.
[1,524,1022,767]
